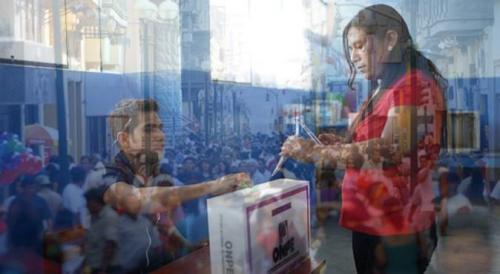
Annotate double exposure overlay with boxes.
[0,1,499,273]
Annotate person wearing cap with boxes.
[36,174,62,220]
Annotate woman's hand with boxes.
[280,136,315,162]
[318,133,344,145]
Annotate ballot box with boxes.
[207,179,310,274]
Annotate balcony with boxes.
[418,0,494,39]
[101,0,128,28]
[0,39,55,65]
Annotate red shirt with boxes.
[340,70,444,236]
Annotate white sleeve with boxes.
[491,182,500,200]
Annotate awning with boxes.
[25,124,58,146]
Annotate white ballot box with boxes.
[207,179,310,274]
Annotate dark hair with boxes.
[160,163,173,174]
[342,4,446,90]
[20,175,37,188]
[49,155,60,164]
[343,4,447,144]
[80,155,91,164]
[447,171,461,184]
[45,162,60,184]
[467,167,486,205]
[108,99,159,142]
[84,187,106,205]
[182,156,196,164]
[70,166,87,183]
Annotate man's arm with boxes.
[104,173,249,212]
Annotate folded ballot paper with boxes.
[207,179,310,274]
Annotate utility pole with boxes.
[52,0,70,187]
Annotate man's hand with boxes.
[212,173,252,195]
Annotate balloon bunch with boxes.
[0,132,43,184]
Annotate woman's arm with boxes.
[282,106,434,168]
[282,81,445,168]
[282,136,388,168]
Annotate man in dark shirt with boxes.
[7,175,51,251]
[103,99,249,213]
[101,99,250,271]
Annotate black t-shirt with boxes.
[7,195,51,247]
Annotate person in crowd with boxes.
[62,166,88,227]
[84,187,120,274]
[66,155,75,170]
[83,154,107,192]
[252,158,272,184]
[176,156,205,219]
[199,159,213,181]
[444,171,472,217]
[281,4,446,274]
[210,162,222,179]
[362,142,383,170]
[460,167,489,205]
[2,176,23,213]
[162,148,178,176]
[240,135,253,160]
[177,157,204,186]
[102,99,250,270]
[218,161,229,177]
[80,155,93,174]
[117,193,164,273]
[1,177,58,274]
[435,170,494,273]
[7,175,52,251]
[315,157,341,227]
[35,174,62,220]
[151,177,195,260]
[83,161,107,192]
[45,162,61,193]
[434,165,450,236]
[490,180,500,206]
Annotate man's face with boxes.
[80,158,92,172]
[87,200,103,216]
[368,144,382,163]
[347,27,388,81]
[122,111,165,160]
[183,159,195,172]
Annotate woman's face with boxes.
[347,27,389,80]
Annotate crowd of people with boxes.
[0,125,322,273]
[0,117,498,273]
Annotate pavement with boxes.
[310,208,500,274]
